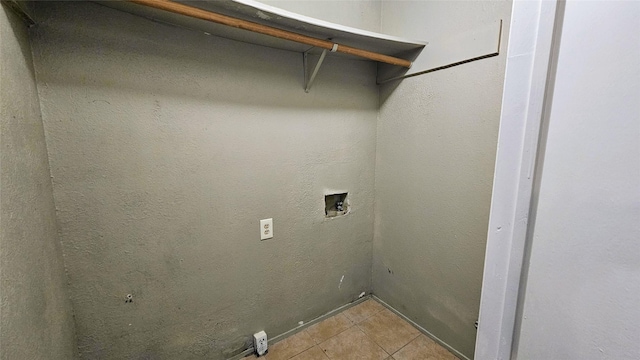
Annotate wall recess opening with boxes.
[325,193,348,218]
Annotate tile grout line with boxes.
[319,300,389,360]
[244,297,458,360]
[346,301,385,324]
[314,321,354,347]
[351,300,390,358]
[388,332,422,359]
[355,316,423,359]
[287,342,332,360]
[371,295,469,360]
[287,330,315,360]
[229,295,371,360]
[351,301,400,358]
[353,322,391,358]
[321,303,387,359]
[315,341,333,360]
[321,351,331,360]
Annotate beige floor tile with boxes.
[306,313,353,344]
[290,346,330,360]
[319,326,389,360]
[392,335,458,360]
[357,309,420,354]
[342,300,385,324]
[268,330,315,360]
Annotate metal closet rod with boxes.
[127,0,413,68]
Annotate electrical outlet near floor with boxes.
[253,330,268,356]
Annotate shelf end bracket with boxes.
[304,49,328,93]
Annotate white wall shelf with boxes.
[16,0,503,91]
[94,0,429,91]
[98,1,426,60]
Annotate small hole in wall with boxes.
[325,193,348,218]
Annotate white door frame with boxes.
[474,0,563,359]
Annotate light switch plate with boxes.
[260,218,273,240]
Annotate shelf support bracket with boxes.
[303,49,328,93]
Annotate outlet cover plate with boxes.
[260,218,273,240]
[253,330,268,356]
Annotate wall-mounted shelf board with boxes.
[12,0,502,90]
[97,0,427,62]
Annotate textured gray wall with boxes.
[373,1,512,358]
[0,5,78,360]
[31,2,377,359]
[515,1,640,359]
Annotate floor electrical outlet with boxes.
[260,218,273,240]
[253,330,268,356]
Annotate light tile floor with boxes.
[243,299,459,360]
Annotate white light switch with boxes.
[260,218,273,240]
